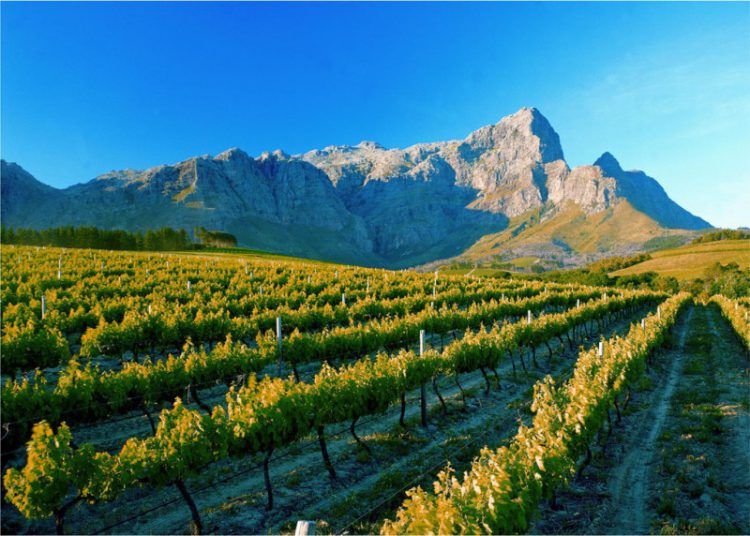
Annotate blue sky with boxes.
[2,2,748,227]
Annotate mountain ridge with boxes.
[0,107,711,268]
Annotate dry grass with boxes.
[611,240,750,280]
[461,200,691,261]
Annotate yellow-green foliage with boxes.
[381,293,690,535]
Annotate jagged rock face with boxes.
[547,162,619,213]
[0,107,710,267]
[1,151,374,262]
[305,108,564,219]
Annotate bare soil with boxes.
[533,304,750,535]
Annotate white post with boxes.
[419,329,425,356]
[433,270,438,299]
[260,286,264,297]
[148,304,152,314]
[366,277,370,293]
[657,306,661,319]
[41,296,46,319]
[276,316,283,375]
[527,310,532,324]
[187,280,191,291]
[641,318,646,329]
[295,521,315,536]
[342,293,346,306]
[576,298,580,308]
[598,341,604,357]
[335,270,338,278]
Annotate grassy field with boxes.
[610,239,750,280]
[440,256,542,277]
[180,246,337,265]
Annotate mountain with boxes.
[0,107,711,268]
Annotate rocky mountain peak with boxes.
[461,107,564,164]
[356,141,385,151]
[215,147,251,162]
[258,149,291,162]
[594,151,623,176]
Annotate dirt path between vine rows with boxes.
[533,303,750,535]
[595,307,693,534]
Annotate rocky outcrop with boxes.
[547,162,618,212]
[0,107,711,267]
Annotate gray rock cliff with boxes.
[1,108,711,266]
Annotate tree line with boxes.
[1,226,194,251]
[692,229,750,244]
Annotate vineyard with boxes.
[1,245,748,535]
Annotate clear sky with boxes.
[2,2,748,227]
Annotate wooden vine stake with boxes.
[420,329,428,427]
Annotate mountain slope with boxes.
[454,200,696,268]
[0,108,712,267]
[593,152,709,230]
